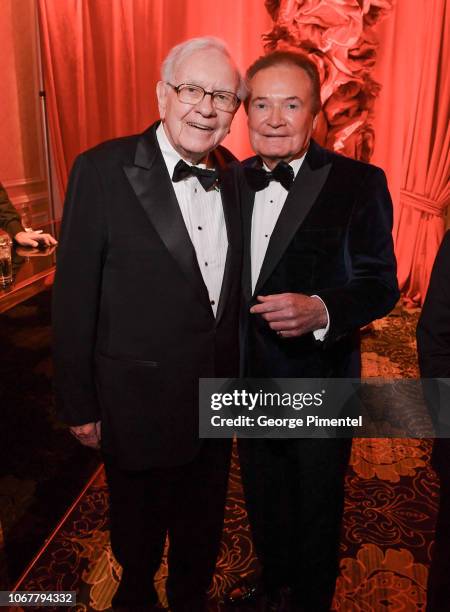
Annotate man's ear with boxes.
[312,114,319,131]
[156,81,167,118]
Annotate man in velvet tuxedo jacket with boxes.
[417,231,450,612]
[237,51,399,612]
[53,37,245,612]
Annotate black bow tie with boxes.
[244,160,294,192]
[172,159,218,191]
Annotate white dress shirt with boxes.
[157,123,227,317]
[250,155,329,339]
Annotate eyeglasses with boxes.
[167,83,240,112]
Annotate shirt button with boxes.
[194,188,198,194]
[210,300,215,306]
[205,262,208,266]
[198,226,202,230]
[265,234,269,238]
[269,200,274,203]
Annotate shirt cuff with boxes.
[311,295,330,342]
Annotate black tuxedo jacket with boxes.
[417,231,450,472]
[241,140,399,378]
[417,231,450,379]
[53,122,242,470]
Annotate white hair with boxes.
[161,36,248,101]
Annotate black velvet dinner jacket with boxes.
[240,140,399,378]
[53,121,242,469]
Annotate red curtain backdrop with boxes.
[372,0,449,305]
[38,0,271,198]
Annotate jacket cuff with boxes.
[6,220,25,239]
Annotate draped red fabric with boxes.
[38,0,271,198]
[372,0,449,305]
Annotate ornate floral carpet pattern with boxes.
[14,305,438,612]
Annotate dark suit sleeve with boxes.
[316,166,399,342]
[52,154,107,425]
[417,231,450,377]
[0,183,24,238]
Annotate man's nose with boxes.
[267,105,284,127]
[195,92,216,116]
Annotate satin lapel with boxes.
[123,125,212,313]
[241,177,255,302]
[253,151,332,296]
[215,161,240,324]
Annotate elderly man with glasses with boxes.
[53,37,245,612]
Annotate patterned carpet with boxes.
[13,303,438,611]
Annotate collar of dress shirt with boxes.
[262,152,306,182]
[156,122,209,178]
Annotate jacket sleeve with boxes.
[52,153,107,425]
[0,183,24,237]
[316,166,400,343]
[417,231,450,378]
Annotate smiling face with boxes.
[156,49,240,163]
[247,64,318,169]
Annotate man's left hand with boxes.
[14,231,58,248]
[250,293,328,338]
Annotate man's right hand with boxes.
[14,230,58,247]
[70,421,101,449]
